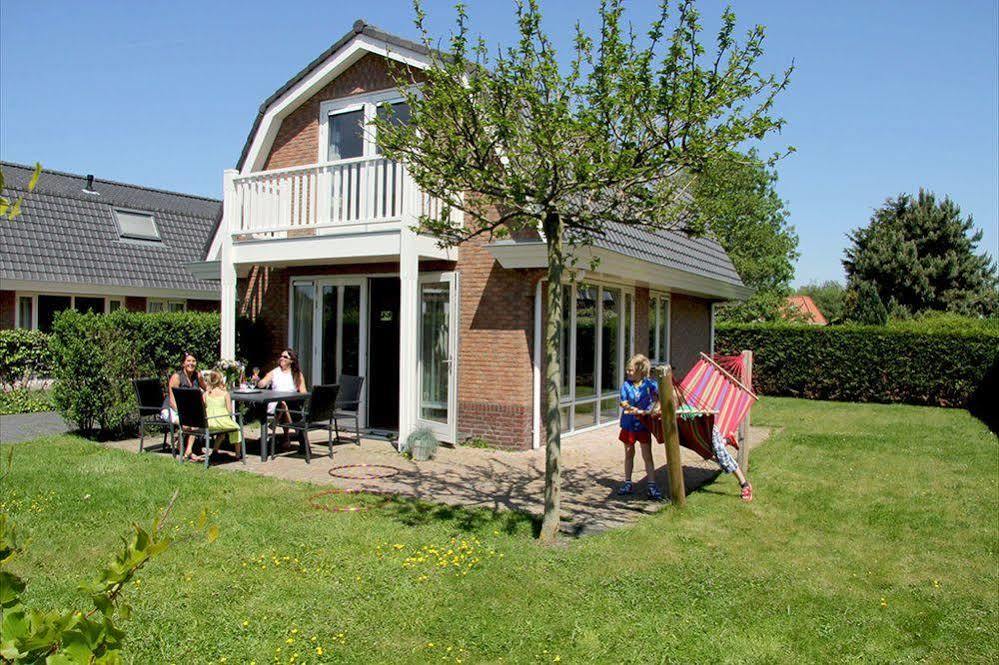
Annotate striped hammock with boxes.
[676,352,757,448]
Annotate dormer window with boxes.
[320,90,415,163]
[113,208,160,241]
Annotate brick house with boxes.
[196,20,752,449]
[0,162,220,331]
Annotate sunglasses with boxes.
[280,354,291,360]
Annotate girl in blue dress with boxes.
[617,354,663,500]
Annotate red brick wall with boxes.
[262,53,425,171]
[669,293,713,376]
[0,290,15,329]
[186,299,219,313]
[456,234,542,449]
[125,296,147,312]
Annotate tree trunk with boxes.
[539,213,564,544]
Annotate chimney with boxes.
[82,174,99,195]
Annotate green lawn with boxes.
[3,398,997,663]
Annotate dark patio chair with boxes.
[333,374,364,446]
[173,386,246,468]
[268,384,340,463]
[133,378,175,456]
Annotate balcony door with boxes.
[416,272,458,442]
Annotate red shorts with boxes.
[618,429,651,445]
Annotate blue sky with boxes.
[2,0,996,285]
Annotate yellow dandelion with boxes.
[316,647,323,656]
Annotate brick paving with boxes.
[104,423,770,536]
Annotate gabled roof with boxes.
[235,19,431,173]
[785,295,828,325]
[1,162,221,294]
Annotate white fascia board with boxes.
[414,234,457,261]
[484,240,753,301]
[242,36,430,174]
[184,260,221,281]
[3,279,220,301]
[231,229,402,266]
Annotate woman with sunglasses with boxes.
[258,348,308,450]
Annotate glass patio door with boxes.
[292,277,367,426]
[417,272,458,442]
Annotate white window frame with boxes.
[14,292,127,329]
[317,87,420,164]
[649,291,671,365]
[558,279,636,436]
[147,299,187,313]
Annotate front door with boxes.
[417,272,458,442]
[367,277,400,431]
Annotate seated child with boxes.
[195,370,242,462]
[617,354,663,500]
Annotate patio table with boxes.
[231,389,309,462]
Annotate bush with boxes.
[48,310,220,437]
[0,388,52,416]
[0,328,53,388]
[715,321,999,409]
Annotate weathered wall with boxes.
[669,293,713,376]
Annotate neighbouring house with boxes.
[785,295,828,325]
[0,162,221,331]
[192,20,753,450]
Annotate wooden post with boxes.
[653,365,686,508]
[736,349,753,471]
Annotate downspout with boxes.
[532,278,542,449]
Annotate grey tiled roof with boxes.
[1,162,221,293]
[595,222,745,287]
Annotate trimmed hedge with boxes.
[48,310,220,436]
[0,329,54,387]
[715,321,999,410]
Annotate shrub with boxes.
[0,328,53,388]
[715,321,999,409]
[47,310,220,437]
[402,427,439,461]
[0,388,52,416]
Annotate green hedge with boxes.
[0,329,54,387]
[48,310,220,436]
[715,322,999,411]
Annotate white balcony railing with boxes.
[230,156,447,238]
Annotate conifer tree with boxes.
[844,190,998,317]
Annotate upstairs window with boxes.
[374,101,410,154]
[327,108,365,161]
[114,208,160,241]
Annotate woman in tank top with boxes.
[258,348,308,450]
[161,351,207,423]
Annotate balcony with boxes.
[229,156,448,240]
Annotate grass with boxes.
[2,398,997,663]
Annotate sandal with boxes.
[741,483,753,502]
[616,481,634,496]
[647,482,663,501]
[183,453,204,463]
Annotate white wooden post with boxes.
[220,169,238,360]
[737,349,753,470]
[397,212,420,448]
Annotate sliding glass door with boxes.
[558,282,634,434]
[291,278,367,425]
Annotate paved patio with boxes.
[105,423,770,535]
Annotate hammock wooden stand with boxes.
[650,349,755,508]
